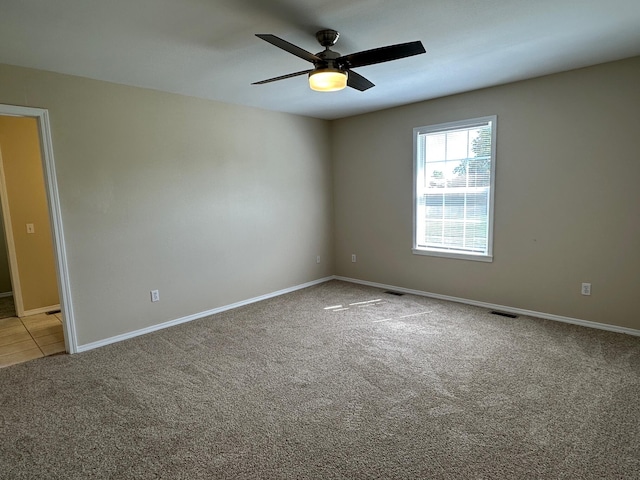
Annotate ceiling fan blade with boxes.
[255,34,321,63]
[347,70,375,91]
[252,69,313,85]
[339,41,425,69]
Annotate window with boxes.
[413,116,496,261]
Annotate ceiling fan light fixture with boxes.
[254,31,424,92]
[308,68,348,92]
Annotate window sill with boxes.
[412,248,493,263]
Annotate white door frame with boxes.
[0,104,77,354]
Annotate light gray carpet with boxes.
[1,280,639,479]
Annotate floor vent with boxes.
[46,310,61,315]
[384,291,405,296]
[490,310,518,319]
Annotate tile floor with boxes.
[0,313,65,368]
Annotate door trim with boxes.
[0,104,78,353]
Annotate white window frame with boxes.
[412,115,497,262]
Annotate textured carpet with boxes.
[1,280,639,479]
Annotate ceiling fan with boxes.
[252,29,426,92]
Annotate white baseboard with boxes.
[335,276,640,337]
[22,304,61,317]
[0,291,12,298]
[76,276,335,353]
[75,274,640,354]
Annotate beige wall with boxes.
[0,209,12,293]
[0,56,637,347]
[0,116,59,310]
[0,64,334,345]
[333,56,640,330]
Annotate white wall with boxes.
[0,64,334,345]
[332,56,640,330]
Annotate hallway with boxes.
[0,312,65,368]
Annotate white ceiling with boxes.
[1,0,639,120]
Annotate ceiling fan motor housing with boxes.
[315,48,341,70]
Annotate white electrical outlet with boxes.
[351,254,357,263]
[581,283,591,296]
[316,255,321,264]
[151,290,160,302]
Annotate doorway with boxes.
[0,115,60,317]
[0,104,76,364]
[0,214,14,318]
